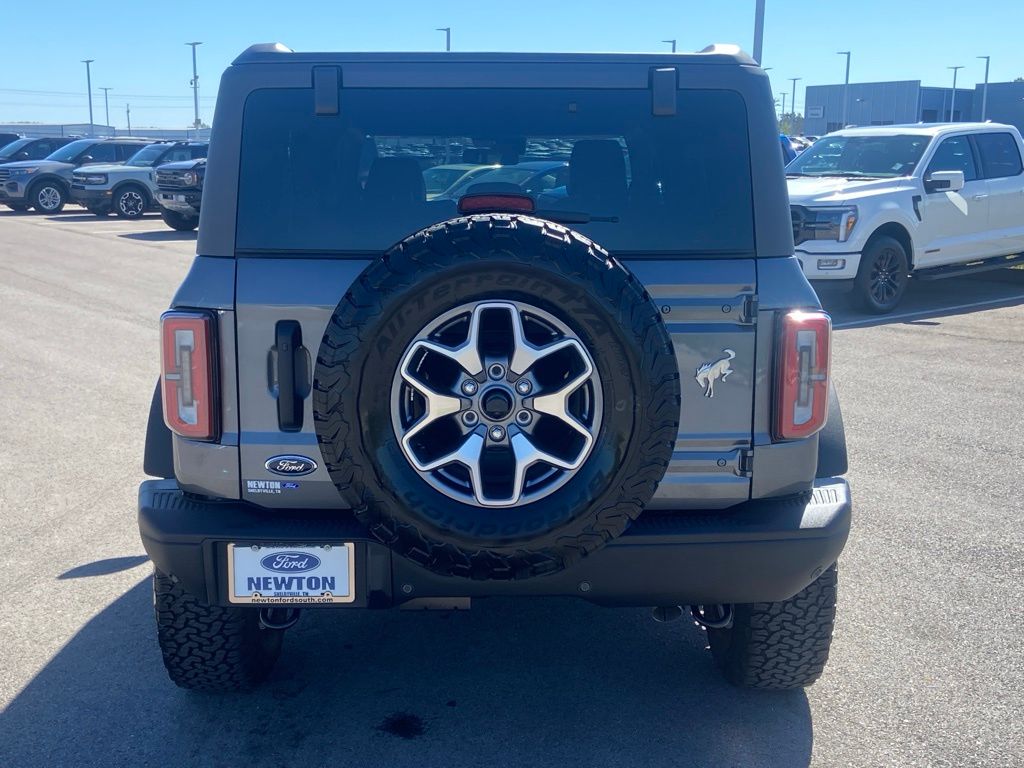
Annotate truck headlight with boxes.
[792,205,858,244]
[12,166,39,176]
[80,174,107,185]
[183,171,198,186]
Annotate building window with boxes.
[922,109,938,123]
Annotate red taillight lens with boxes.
[458,194,535,214]
[774,310,831,440]
[161,311,217,440]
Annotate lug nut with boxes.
[488,363,505,380]
[515,379,532,395]
[461,380,478,395]
[489,425,506,441]
[516,410,532,426]
[462,411,479,426]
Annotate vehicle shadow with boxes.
[119,230,197,242]
[0,580,813,768]
[825,268,1024,329]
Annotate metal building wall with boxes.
[972,81,1024,131]
[803,81,922,135]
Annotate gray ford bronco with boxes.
[139,43,851,692]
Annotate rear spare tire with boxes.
[313,214,680,579]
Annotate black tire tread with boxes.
[313,214,680,580]
[708,564,838,689]
[153,570,282,692]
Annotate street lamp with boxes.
[948,65,964,121]
[790,76,802,124]
[81,59,94,137]
[977,56,991,121]
[186,42,202,129]
[752,0,766,64]
[436,27,451,52]
[837,51,851,128]
[99,87,112,132]
[662,39,676,53]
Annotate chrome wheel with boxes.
[118,189,145,217]
[36,185,62,211]
[391,300,602,508]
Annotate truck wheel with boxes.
[853,236,909,313]
[706,564,838,689]
[153,570,284,692]
[114,185,148,218]
[29,181,65,213]
[313,214,680,580]
[161,208,198,231]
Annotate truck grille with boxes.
[156,169,195,188]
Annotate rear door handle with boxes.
[971,194,989,200]
[274,320,307,432]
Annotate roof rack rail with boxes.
[234,42,293,64]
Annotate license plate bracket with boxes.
[226,543,355,605]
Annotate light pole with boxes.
[780,92,787,123]
[977,56,990,120]
[790,77,802,126]
[752,0,766,65]
[99,87,112,131]
[125,103,131,135]
[81,59,94,136]
[436,27,451,52]
[837,51,851,128]
[948,65,964,121]
[186,42,202,129]
[662,39,676,53]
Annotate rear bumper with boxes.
[138,477,851,608]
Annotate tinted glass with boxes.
[788,134,929,178]
[0,138,32,158]
[126,144,171,166]
[926,135,977,181]
[237,87,754,255]
[190,144,208,159]
[974,132,1023,179]
[46,139,94,162]
[83,143,118,163]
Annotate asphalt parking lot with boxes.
[1,209,1022,768]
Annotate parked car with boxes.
[788,122,1024,312]
[0,137,152,213]
[780,134,797,165]
[0,137,75,165]
[422,163,498,199]
[440,160,569,199]
[70,141,208,218]
[154,157,205,230]
[139,43,850,694]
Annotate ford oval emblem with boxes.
[265,455,317,476]
[260,551,322,573]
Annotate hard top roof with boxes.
[830,122,1017,138]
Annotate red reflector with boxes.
[161,311,217,440]
[458,194,535,214]
[774,310,831,440]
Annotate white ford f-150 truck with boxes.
[787,123,1024,312]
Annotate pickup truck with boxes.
[787,123,1024,312]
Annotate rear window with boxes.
[236,87,753,255]
[973,132,1023,179]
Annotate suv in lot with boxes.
[71,141,208,218]
[789,123,1024,312]
[0,137,151,213]
[154,157,206,230]
[0,136,75,167]
[139,44,852,693]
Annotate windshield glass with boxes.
[126,144,170,167]
[423,167,472,196]
[46,139,93,163]
[237,87,754,255]
[787,134,929,178]
[0,138,32,158]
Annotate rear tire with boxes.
[28,181,65,213]
[706,564,838,689]
[161,208,198,231]
[153,570,284,692]
[853,235,909,314]
[114,184,148,219]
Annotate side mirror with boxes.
[924,170,965,194]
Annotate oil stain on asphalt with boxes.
[377,712,426,739]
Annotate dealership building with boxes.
[801,80,1024,135]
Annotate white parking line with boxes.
[834,294,1024,329]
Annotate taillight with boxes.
[161,311,217,440]
[774,310,831,440]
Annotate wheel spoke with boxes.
[507,304,578,375]
[398,367,462,443]
[530,361,595,442]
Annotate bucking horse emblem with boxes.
[695,349,736,398]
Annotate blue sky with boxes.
[1,0,1020,128]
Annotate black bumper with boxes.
[69,186,111,206]
[138,478,851,608]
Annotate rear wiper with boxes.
[532,209,619,224]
